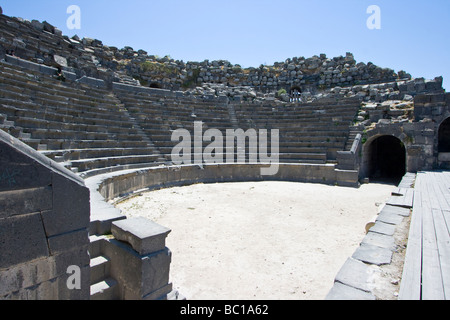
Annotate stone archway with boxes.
[366,135,406,184]
[438,117,450,168]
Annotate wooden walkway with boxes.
[399,171,450,300]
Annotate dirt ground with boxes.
[116,181,397,300]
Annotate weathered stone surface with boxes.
[0,187,52,219]
[326,282,376,300]
[381,204,411,217]
[47,229,89,255]
[112,217,171,256]
[0,213,49,269]
[0,129,90,300]
[53,55,67,67]
[43,173,90,237]
[369,220,397,236]
[334,258,378,293]
[103,238,172,300]
[361,231,396,250]
[352,243,393,266]
[376,209,405,225]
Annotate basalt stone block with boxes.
[42,20,55,33]
[0,186,52,219]
[0,152,52,192]
[56,265,90,300]
[47,229,89,255]
[0,256,56,297]
[112,217,171,256]
[0,213,50,269]
[141,249,172,297]
[42,173,90,237]
[76,76,106,89]
[0,44,5,60]
[103,238,172,300]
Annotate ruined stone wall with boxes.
[0,13,432,100]
[414,92,450,169]
[0,130,90,300]
[354,92,450,180]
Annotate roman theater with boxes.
[0,11,449,300]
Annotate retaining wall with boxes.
[0,130,90,300]
[92,163,359,204]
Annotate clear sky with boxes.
[1,0,449,89]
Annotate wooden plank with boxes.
[404,188,415,208]
[421,173,445,300]
[431,208,450,299]
[399,176,423,300]
[434,173,450,211]
[398,204,422,299]
[429,172,450,299]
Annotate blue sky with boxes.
[1,0,449,89]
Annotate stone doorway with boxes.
[366,135,406,184]
[290,86,302,102]
[438,117,450,167]
[438,117,450,152]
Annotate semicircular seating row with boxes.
[0,59,360,179]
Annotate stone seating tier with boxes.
[0,56,361,173]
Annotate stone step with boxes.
[79,161,167,179]
[90,255,111,285]
[28,128,144,142]
[41,147,158,162]
[66,154,162,172]
[14,117,140,136]
[37,139,150,151]
[0,100,136,129]
[0,66,118,104]
[0,97,132,128]
[90,278,119,300]
[89,235,108,258]
[150,134,348,145]
[0,80,119,110]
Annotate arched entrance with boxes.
[438,117,450,152]
[290,86,302,102]
[149,82,162,89]
[367,135,406,184]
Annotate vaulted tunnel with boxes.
[367,135,406,184]
[438,117,450,153]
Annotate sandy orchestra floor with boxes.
[116,181,396,300]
